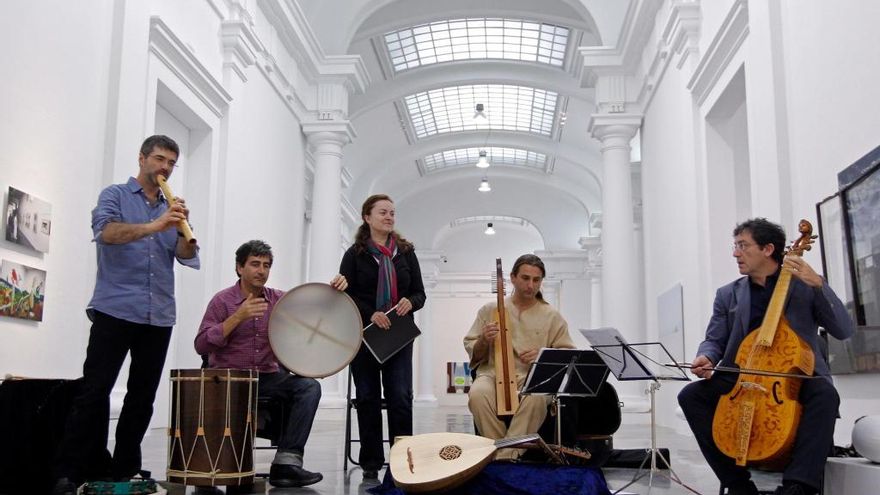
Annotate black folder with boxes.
[362,310,421,364]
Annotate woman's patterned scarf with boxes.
[367,236,398,311]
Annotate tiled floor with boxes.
[140,406,781,495]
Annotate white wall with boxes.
[778,0,880,443]
[637,0,880,439]
[0,1,114,378]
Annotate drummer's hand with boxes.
[329,274,348,291]
[691,355,714,379]
[519,349,539,365]
[481,322,499,343]
[396,297,413,316]
[235,293,269,321]
[371,311,391,330]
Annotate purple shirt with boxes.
[195,283,284,373]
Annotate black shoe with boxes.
[774,482,814,495]
[269,464,323,488]
[51,478,77,495]
[726,480,759,495]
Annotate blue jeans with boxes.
[54,311,172,481]
[258,371,321,454]
[350,342,413,469]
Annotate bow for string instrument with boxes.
[492,258,519,416]
[711,219,819,469]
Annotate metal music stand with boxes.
[521,348,610,446]
[582,327,702,495]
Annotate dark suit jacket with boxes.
[696,274,853,377]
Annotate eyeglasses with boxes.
[732,241,755,252]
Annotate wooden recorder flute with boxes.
[156,175,196,244]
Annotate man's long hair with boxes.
[511,254,547,303]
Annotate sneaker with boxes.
[269,464,323,488]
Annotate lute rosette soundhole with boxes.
[439,445,462,460]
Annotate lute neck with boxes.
[494,434,540,449]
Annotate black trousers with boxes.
[54,311,172,482]
[677,372,838,491]
[350,342,413,470]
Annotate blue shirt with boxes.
[88,177,200,326]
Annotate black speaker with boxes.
[0,378,82,495]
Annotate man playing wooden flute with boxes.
[52,135,200,495]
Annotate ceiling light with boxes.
[478,177,491,192]
[475,150,490,168]
[473,103,487,122]
[484,222,496,235]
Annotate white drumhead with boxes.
[268,283,363,378]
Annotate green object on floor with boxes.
[80,479,158,495]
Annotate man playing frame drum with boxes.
[195,240,347,488]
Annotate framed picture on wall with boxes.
[4,187,52,253]
[821,145,880,374]
[0,260,46,322]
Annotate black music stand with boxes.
[582,328,701,495]
[521,349,609,446]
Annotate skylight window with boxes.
[404,84,558,138]
[385,18,569,72]
[422,147,547,173]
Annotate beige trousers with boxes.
[468,374,551,460]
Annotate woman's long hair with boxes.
[353,194,414,254]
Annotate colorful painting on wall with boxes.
[0,260,46,321]
[5,186,52,253]
[446,361,472,393]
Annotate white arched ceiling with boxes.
[333,0,625,253]
[297,0,607,55]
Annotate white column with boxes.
[414,283,437,406]
[302,122,354,408]
[589,272,602,328]
[589,115,642,342]
[414,251,441,406]
[302,124,354,282]
[578,236,603,330]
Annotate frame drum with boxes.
[167,369,257,486]
[268,282,364,378]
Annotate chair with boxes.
[344,368,390,470]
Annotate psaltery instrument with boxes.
[492,258,519,415]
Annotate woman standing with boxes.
[339,194,426,479]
